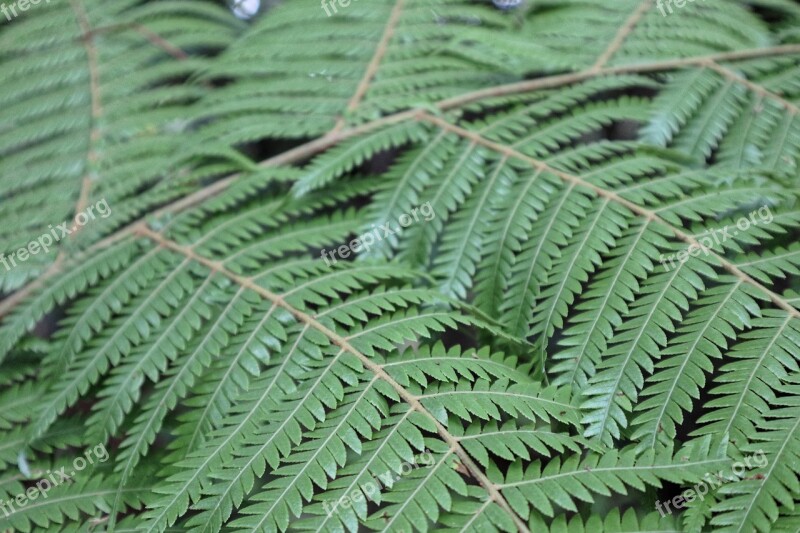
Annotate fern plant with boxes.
[1,0,800,531]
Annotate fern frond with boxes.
[3,0,800,531]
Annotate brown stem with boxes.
[591,0,653,71]
[135,225,531,533]
[331,0,405,133]
[437,44,800,111]
[417,112,800,319]
[705,60,799,115]
[63,44,800,255]
[79,23,189,60]
[0,111,415,319]
[4,43,800,319]
[131,25,189,60]
[69,0,102,232]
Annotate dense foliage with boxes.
[1,0,799,531]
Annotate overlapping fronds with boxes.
[1,0,800,531]
[0,0,239,292]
